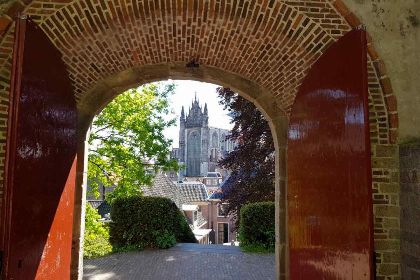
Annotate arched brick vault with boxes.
[0,1,401,279]
[0,0,398,138]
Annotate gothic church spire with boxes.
[181,106,185,119]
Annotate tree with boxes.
[88,83,179,202]
[83,203,113,258]
[217,87,275,223]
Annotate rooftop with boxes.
[142,173,186,208]
[177,182,209,202]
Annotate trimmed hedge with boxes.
[239,201,275,252]
[110,196,196,250]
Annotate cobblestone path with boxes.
[83,243,275,280]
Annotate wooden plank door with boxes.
[1,18,77,279]
[288,29,373,279]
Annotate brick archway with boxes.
[0,1,401,279]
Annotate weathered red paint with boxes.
[287,29,373,279]
[1,19,77,279]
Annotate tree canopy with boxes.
[217,87,275,222]
[87,83,179,202]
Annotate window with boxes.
[217,223,229,244]
[210,148,217,162]
[212,132,218,147]
[217,203,228,217]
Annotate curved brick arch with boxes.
[0,1,401,279]
[0,0,397,144]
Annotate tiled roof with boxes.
[142,173,186,208]
[209,190,223,200]
[88,200,102,208]
[177,182,209,202]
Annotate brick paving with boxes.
[83,243,275,280]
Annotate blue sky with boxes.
[162,80,233,148]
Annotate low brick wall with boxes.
[400,143,420,280]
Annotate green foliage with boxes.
[239,202,275,253]
[87,83,179,202]
[110,196,196,250]
[240,243,275,253]
[84,204,113,258]
[154,230,177,249]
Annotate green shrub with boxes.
[84,204,113,258]
[239,201,275,253]
[110,196,196,250]
[154,230,177,249]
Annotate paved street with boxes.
[83,243,275,280]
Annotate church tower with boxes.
[201,102,209,174]
[173,94,235,178]
[179,106,185,163]
[182,95,208,176]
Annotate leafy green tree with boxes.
[84,203,112,258]
[87,83,179,202]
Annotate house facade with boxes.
[146,174,237,245]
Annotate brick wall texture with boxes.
[0,1,402,279]
[400,144,420,280]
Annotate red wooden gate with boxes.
[1,18,77,279]
[287,29,373,279]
